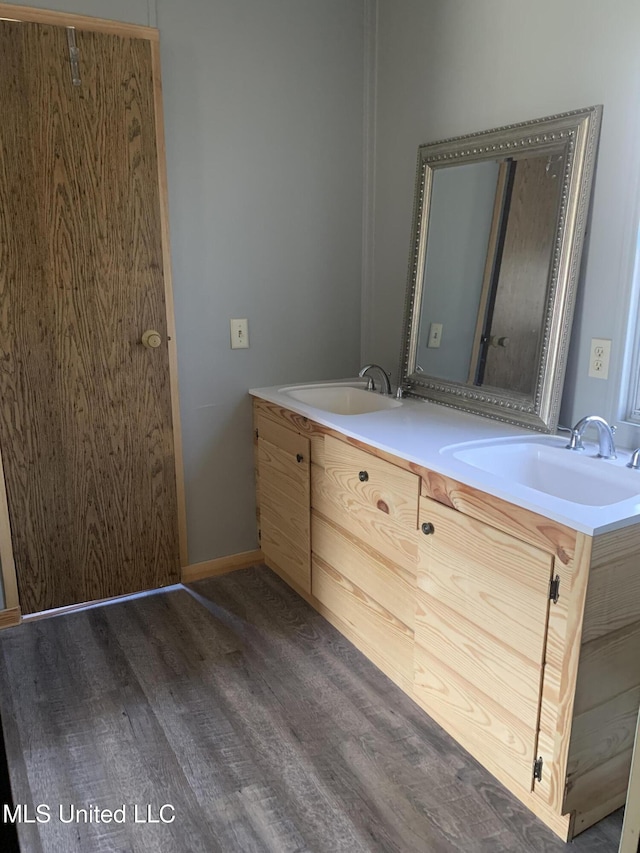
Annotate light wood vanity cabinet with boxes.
[253,397,640,841]
[255,411,311,592]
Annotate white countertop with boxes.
[250,379,640,536]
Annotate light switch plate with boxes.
[230,318,249,349]
[428,323,443,348]
[588,337,611,379]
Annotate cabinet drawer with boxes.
[312,555,413,691]
[312,510,415,630]
[313,436,419,565]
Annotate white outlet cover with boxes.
[588,337,611,379]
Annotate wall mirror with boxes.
[399,106,602,432]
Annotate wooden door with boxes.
[257,414,310,592]
[0,21,180,613]
[414,497,554,792]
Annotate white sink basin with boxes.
[282,384,402,416]
[447,440,640,507]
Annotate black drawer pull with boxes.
[358,470,369,482]
[296,453,304,463]
[421,522,435,535]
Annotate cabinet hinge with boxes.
[549,575,560,604]
[255,428,259,439]
[533,756,543,782]
[258,528,261,542]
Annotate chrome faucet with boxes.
[358,363,392,395]
[567,415,617,459]
[627,449,640,470]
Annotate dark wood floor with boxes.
[0,566,624,852]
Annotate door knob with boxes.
[141,330,162,349]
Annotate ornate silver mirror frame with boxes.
[399,106,602,432]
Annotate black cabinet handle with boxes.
[296,454,304,463]
[358,471,369,482]
[421,522,435,535]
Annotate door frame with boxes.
[0,3,188,622]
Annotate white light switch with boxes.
[230,318,249,349]
[428,323,443,348]
[588,337,611,379]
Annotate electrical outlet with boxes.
[588,337,611,379]
[230,318,249,349]
[427,323,443,348]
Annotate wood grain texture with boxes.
[312,510,416,630]
[258,426,310,592]
[534,533,592,813]
[415,497,553,791]
[573,621,640,718]
[0,444,19,610]
[583,522,640,643]
[253,398,323,442]
[0,607,20,629]
[312,555,414,689]
[0,569,622,852]
[566,748,634,816]
[150,38,188,568]
[0,2,158,39]
[0,23,180,613]
[323,435,420,528]
[314,441,419,567]
[568,685,640,781]
[418,497,554,661]
[421,469,576,564]
[573,792,627,839]
[565,618,640,815]
[181,549,264,583]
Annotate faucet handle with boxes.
[558,426,584,451]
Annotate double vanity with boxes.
[249,103,627,842]
[251,380,640,842]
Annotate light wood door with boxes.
[257,415,310,592]
[0,21,179,613]
[414,497,554,791]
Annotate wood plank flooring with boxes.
[0,566,624,852]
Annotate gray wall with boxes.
[366,0,640,446]
[5,0,365,572]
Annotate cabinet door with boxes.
[257,415,310,592]
[414,497,554,791]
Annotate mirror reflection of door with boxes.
[477,155,563,395]
[416,153,563,396]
